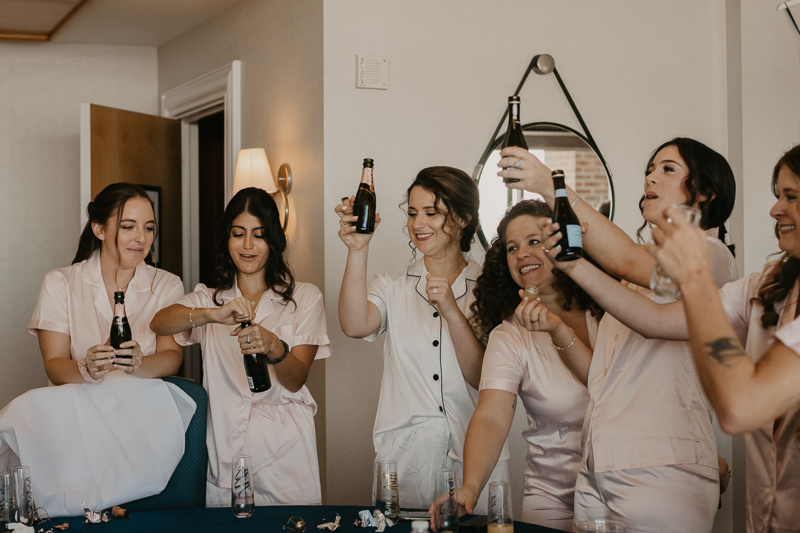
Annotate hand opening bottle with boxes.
[353,158,376,233]
[110,290,132,357]
[551,170,583,261]
[240,321,271,393]
[501,96,528,184]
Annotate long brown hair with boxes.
[470,200,603,337]
[73,183,157,265]
[754,145,800,328]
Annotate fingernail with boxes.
[554,232,562,239]
[552,222,559,229]
[546,218,552,224]
[555,245,561,251]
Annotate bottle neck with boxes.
[507,101,521,125]
[552,176,566,191]
[360,166,374,186]
[114,301,127,318]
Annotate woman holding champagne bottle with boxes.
[499,139,737,531]
[336,166,509,512]
[150,187,331,506]
[451,200,602,531]
[3,183,192,516]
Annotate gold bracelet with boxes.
[552,328,576,351]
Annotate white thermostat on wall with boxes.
[356,55,388,90]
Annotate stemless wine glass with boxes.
[231,455,254,518]
[488,481,513,532]
[433,469,459,533]
[649,205,702,299]
[11,467,33,525]
[375,461,399,520]
[576,518,627,532]
[1,471,19,527]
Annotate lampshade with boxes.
[233,148,278,195]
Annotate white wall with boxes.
[322,0,732,515]
[0,42,158,409]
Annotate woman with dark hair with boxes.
[443,200,601,531]
[599,144,800,532]
[5,183,192,516]
[151,187,330,506]
[335,166,508,512]
[499,139,738,531]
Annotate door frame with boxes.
[161,60,241,294]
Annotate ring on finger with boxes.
[542,246,550,253]
[530,319,538,325]
[432,288,438,294]
[247,336,251,344]
[514,160,522,168]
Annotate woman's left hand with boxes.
[113,340,144,374]
[426,274,458,318]
[514,292,562,333]
[233,322,283,358]
[538,218,589,274]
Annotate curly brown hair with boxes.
[753,145,800,328]
[470,200,604,337]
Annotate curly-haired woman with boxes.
[448,200,602,531]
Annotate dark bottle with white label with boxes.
[353,158,376,233]
[551,170,583,261]
[500,96,528,184]
[240,321,271,393]
[110,290,132,357]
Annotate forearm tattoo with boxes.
[705,337,747,367]
[511,397,517,411]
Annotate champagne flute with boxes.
[433,469,459,533]
[649,205,702,299]
[231,455,254,518]
[488,481,513,532]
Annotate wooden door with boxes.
[86,104,182,276]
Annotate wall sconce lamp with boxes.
[232,148,293,231]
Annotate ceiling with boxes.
[0,0,242,46]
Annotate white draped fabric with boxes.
[0,372,195,517]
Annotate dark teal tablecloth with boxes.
[48,505,562,532]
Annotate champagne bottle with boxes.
[110,290,132,356]
[500,96,528,184]
[240,321,271,393]
[551,170,583,261]
[353,158,376,233]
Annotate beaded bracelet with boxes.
[188,307,196,327]
[552,328,577,351]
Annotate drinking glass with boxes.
[576,519,627,532]
[11,467,33,525]
[1,471,19,527]
[649,205,702,299]
[231,455,254,518]
[488,481,513,532]
[375,461,399,520]
[432,469,459,533]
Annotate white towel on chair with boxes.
[0,372,196,517]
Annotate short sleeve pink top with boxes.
[479,311,597,512]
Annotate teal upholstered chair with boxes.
[124,376,208,511]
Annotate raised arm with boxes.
[335,197,383,338]
[499,147,654,286]
[653,208,800,433]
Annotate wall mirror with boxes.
[473,54,615,249]
[475,121,614,248]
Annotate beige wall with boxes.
[0,42,159,408]
[156,0,327,497]
[321,0,733,516]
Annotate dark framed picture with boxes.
[140,185,162,265]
